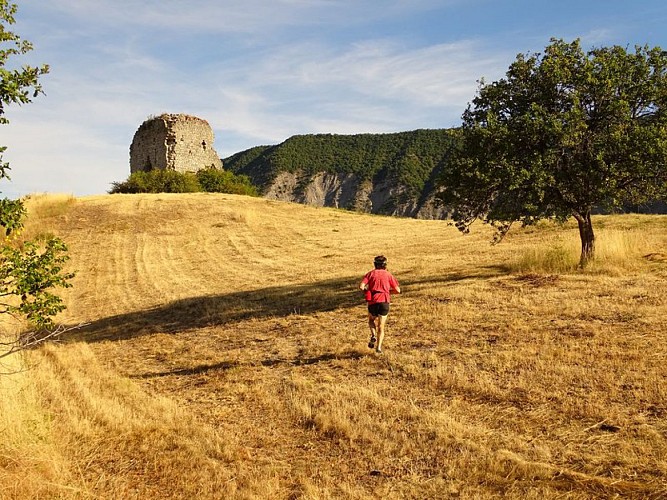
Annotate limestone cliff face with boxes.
[264,171,449,219]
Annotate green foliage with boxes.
[0,238,74,328]
[109,169,200,194]
[438,38,667,264]
[0,1,72,333]
[0,0,49,175]
[196,168,258,196]
[223,129,459,203]
[109,168,259,196]
[0,197,24,235]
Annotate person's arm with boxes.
[360,271,371,291]
[390,276,400,294]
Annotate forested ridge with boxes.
[223,128,459,201]
[222,128,665,217]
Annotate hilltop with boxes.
[223,129,459,218]
[1,193,666,498]
[223,129,667,218]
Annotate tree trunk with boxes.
[574,211,595,267]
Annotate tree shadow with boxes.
[66,266,508,344]
[133,350,366,379]
[67,276,363,343]
[399,265,508,290]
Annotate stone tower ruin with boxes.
[129,113,223,173]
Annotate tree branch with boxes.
[0,323,88,362]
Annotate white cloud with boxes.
[7,0,659,198]
[2,115,128,198]
[2,28,512,197]
[204,38,510,137]
[35,0,453,35]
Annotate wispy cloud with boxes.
[37,0,454,35]
[3,0,665,197]
[0,25,519,197]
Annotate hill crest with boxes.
[223,129,459,218]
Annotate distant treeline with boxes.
[110,129,665,216]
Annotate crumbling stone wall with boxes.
[129,113,223,173]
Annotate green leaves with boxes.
[109,169,201,194]
[195,168,258,196]
[109,168,259,196]
[0,196,24,235]
[0,1,72,333]
[0,1,49,123]
[0,237,74,328]
[438,38,667,262]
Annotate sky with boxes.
[2,0,666,198]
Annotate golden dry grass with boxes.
[1,192,666,499]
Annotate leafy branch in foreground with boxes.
[0,0,49,177]
[0,238,74,328]
[1,0,75,364]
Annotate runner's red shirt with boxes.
[362,269,399,304]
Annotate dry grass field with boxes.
[1,192,666,499]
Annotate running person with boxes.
[359,255,400,353]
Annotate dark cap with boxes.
[373,255,387,269]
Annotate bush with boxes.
[109,170,200,194]
[196,168,258,196]
[110,168,259,196]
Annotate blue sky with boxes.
[2,0,666,198]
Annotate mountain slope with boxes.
[224,129,459,218]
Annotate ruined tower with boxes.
[129,113,223,173]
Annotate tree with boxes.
[438,39,667,266]
[1,0,49,176]
[1,1,73,360]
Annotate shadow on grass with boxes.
[67,276,362,343]
[134,350,366,379]
[399,265,508,290]
[67,267,507,344]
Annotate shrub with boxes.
[109,170,201,194]
[110,168,259,196]
[196,168,258,196]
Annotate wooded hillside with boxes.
[224,128,666,217]
[223,129,459,216]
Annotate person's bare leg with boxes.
[376,314,388,352]
[367,314,377,348]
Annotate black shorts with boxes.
[368,302,390,317]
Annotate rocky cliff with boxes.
[262,170,448,219]
[224,129,458,219]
